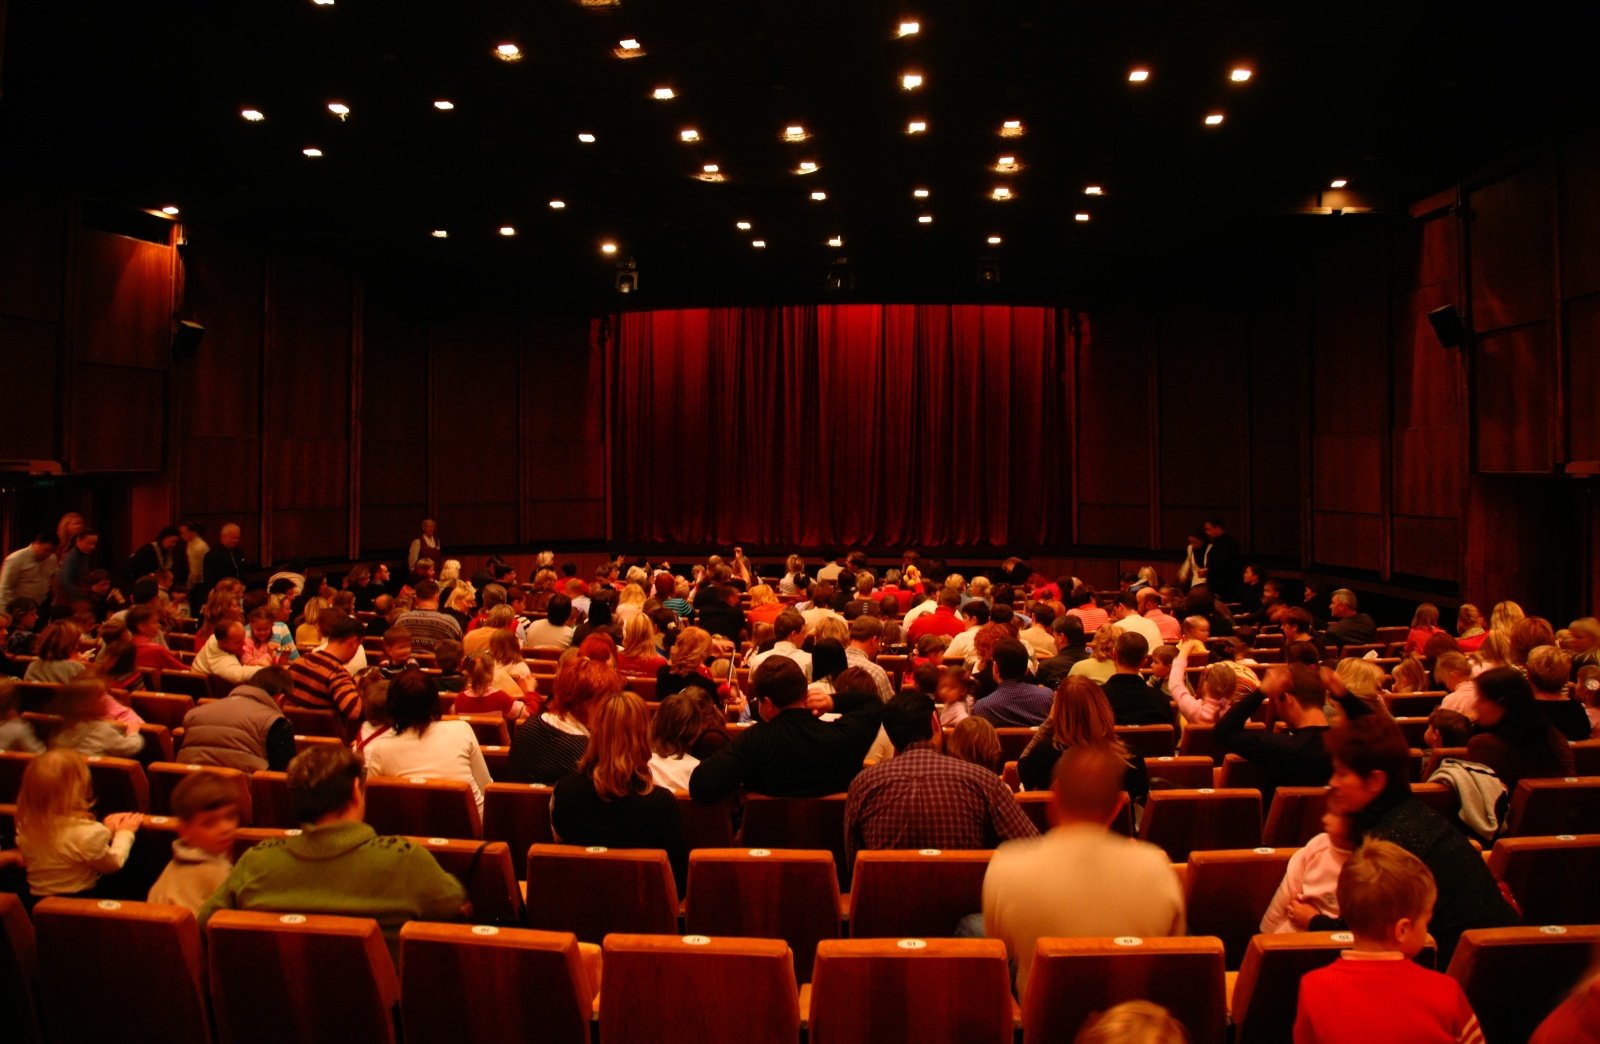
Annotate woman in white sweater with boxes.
[360,668,491,813]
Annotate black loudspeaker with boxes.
[1427,305,1469,348]
[172,320,205,357]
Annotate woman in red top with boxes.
[617,614,667,676]
[1403,603,1445,657]
[127,605,189,672]
[744,585,783,630]
[1455,604,1488,652]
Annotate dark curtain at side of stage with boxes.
[605,303,1074,549]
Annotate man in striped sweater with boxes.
[285,615,365,727]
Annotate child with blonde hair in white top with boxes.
[15,748,142,901]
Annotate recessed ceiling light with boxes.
[499,226,517,236]
[752,239,766,248]
[1085,185,1104,196]
[702,164,719,173]
[1330,178,1348,188]
[614,39,645,59]
[917,214,933,224]
[1204,112,1225,126]
[495,43,522,62]
[896,20,920,37]
[1075,212,1091,222]
[986,235,1002,245]
[1128,67,1150,83]
[431,229,448,238]
[990,186,1012,200]
[160,206,180,216]
[783,125,808,142]
[240,109,265,122]
[434,100,455,111]
[828,236,843,247]
[577,132,596,143]
[302,147,323,157]
[653,87,675,100]
[906,120,927,134]
[994,156,1020,173]
[912,188,930,198]
[312,0,335,6]
[796,161,819,174]
[1230,67,1253,83]
[600,241,618,255]
[901,73,923,90]
[618,38,641,50]
[548,199,566,209]
[680,128,700,142]
[736,221,752,230]
[327,102,350,118]
[1000,119,1024,138]
[810,191,827,201]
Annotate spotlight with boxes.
[495,43,522,62]
[614,258,638,294]
[161,205,181,216]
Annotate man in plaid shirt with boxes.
[845,690,1038,865]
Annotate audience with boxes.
[971,637,1053,727]
[1098,632,1170,726]
[361,669,491,813]
[506,648,621,784]
[284,615,366,726]
[1325,588,1377,647]
[656,625,716,700]
[1169,643,1233,724]
[146,770,241,913]
[394,579,462,651]
[946,716,1004,775]
[843,615,895,701]
[178,666,297,772]
[982,747,1184,999]
[1017,677,1149,803]
[15,748,142,904]
[744,609,813,680]
[1525,645,1589,740]
[192,619,264,685]
[1260,798,1354,933]
[1067,624,1119,684]
[1466,666,1575,793]
[1216,664,1332,802]
[50,680,143,758]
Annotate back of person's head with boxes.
[247,665,295,700]
[323,615,364,644]
[1334,658,1384,699]
[752,656,808,709]
[946,717,1002,774]
[1200,663,1237,703]
[854,571,876,595]
[990,603,1016,629]
[915,633,950,660]
[551,654,624,720]
[1509,616,1556,665]
[773,608,805,642]
[1051,746,1129,824]
[1525,645,1572,694]
[35,619,82,661]
[1331,588,1359,614]
[1422,631,1461,664]
[1049,676,1122,753]
[1056,613,1086,645]
[991,637,1030,681]
[414,579,441,602]
[429,638,462,675]
[1474,666,1542,732]
[483,604,516,630]
[651,691,706,759]
[669,626,711,671]
[287,746,365,824]
[545,593,573,627]
[1326,715,1412,805]
[1113,631,1149,670]
[1434,650,1471,685]
[1281,663,1328,711]
[53,678,108,725]
[1411,603,1440,629]
[1089,624,1119,662]
[1427,707,1473,747]
[464,651,497,693]
[811,638,847,682]
[882,689,937,751]
[833,665,878,701]
[1073,1000,1190,1044]
[382,624,413,654]
[480,584,507,610]
[1283,607,1313,635]
[386,668,440,735]
[849,615,884,644]
[910,662,941,695]
[1490,600,1525,635]
[488,628,523,666]
[961,600,991,626]
[1030,602,1057,629]
[1389,656,1429,694]
[16,748,93,841]
[171,770,241,823]
[580,691,653,799]
[938,588,961,609]
[577,631,618,664]
[1336,839,1437,950]
[1457,603,1485,632]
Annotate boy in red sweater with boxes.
[1294,839,1484,1044]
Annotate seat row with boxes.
[5,893,1595,1044]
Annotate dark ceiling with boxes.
[1,1,1594,309]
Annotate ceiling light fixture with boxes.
[652,87,675,100]
[901,72,924,90]
[917,214,933,224]
[1075,212,1091,222]
[1128,67,1150,83]
[1000,119,1024,138]
[897,20,920,37]
[906,120,927,134]
[577,132,596,143]
[312,0,335,6]
[1085,185,1104,196]
[1330,178,1348,188]
[993,155,1019,173]
[434,100,455,111]
[987,235,1002,245]
[241,109,265,122]
[680,128,700,142]
[495,43,522,62]
[736,221,752,230]
[783,125,808,142]
[302,147,324,157]
[499,226,517,236]
[1230,67,1253,82]
[161,206,180,216]
[431,229,448,238]
[600,241,618,255]
[327,102,350,119]
[828,235,843,247]
[548,199,566,209]
[912,188,930,198]
[1204,112,1225,126]
[702,164,719,173]
[796,161,818,174]
[752,239,766,248]
[990,186,1012,200]
[615,38,644,58]
[810,191,827,201]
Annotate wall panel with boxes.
[1470,165,1554,333]
[1473,324,1557,473]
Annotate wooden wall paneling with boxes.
[1462,475,1568,611]
[69,365,166,472]
[1560,134,1600,301]
[0,316,61,460]
[1472,324,1558,473]
[0,184,67,324]
[74,227,172,369]
[1245,308,1305,559]
[359,292,429,552]
[428,313,521,548]
[1156,310,1247,550]
[1074,311,1154,546]
[1565,293,1600,462]
[523,315,606,542]
[1469,164,1555,333]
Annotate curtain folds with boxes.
[607,303,1071,549]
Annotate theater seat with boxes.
[0,751,33,803]
[130,691,195,730]
[1507,777,1600,836]
[1231,932,1368,1044]
[807,938,1013,1044]
[1488,834,1600,925]
[399,923,596,1044]
[1178,722,1265,764]
[85,755,149,814]
[1262,787,1331,847]
[282,706,347,741]
[524,843,677,943]
[250,770,297,827]
[157,670,211,701]
[147,762,253,824]
[599,933,800,1044]
[684,848,841,981]
[481,783,554,880]
[407,838,523,926]
[0,893,41,1044]
[1571,739,1600,776]
[676,793,735,848]
[993,728,1036,762]
[34,898,210,1044]
[739,793,849,886]
[1115,724,1176,758]
[363,776,481,840]
[849,849,991,939]
[1385,691,1447,717]
[1146,755,1218,790]
[1137,789,1263,862]
[207,910,399,1044]
[1181,847,1297,968]
[444,713,510,748]
[1218,754,1267,793]
[1021,935,1227,1044]
[1446,925,1600,1044]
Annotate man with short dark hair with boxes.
[394,579,462,651]
[198,745,464,948]
[285,616,366,725]
[746,608,813,680]
[1326,588,1376,647]
[1108,592,1163,654]
[0,530,58,609]
[845,615,894,701]
[907,588,967,644]
[1200,517,1243,601]
[524,593,576,649]
[972,638,1053,727]
[179,666,298,772]
[1036,615,1089,690]
[1137,587,1181,643]
[54,528,100,606]
[1216,663,1333,802]
[1101,632,1171,727]
[697,584,746,643]
[1018,602,1058,661]
[689,657,884,801]
[845,690,1036,864]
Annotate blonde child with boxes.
[1177,616,1210,658]
[15,748,142,901]
[147,770,240,912]
[452,651,525,723]
[1293,840,1483,1042]
[1261,802,1355,932]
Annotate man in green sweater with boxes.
[198,746,464,945]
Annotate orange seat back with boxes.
[848,848,991,939]
[1147,755,1217,790]
[399,923,593,1044]
[1262,787,1329,847]
[524,844,677,943]
[1022,935,1227,1044]
[249,770,297,827]
[676,793,735,848]
[1137,788,1262,861]
[1507,776,1600,836]
[1488,834,1600,925]
[147,761,253,824]
[0,894,41,1044]
[809,938,1013,1044]
[599,933,799,1044]
[85,755,149,814]
[739,793,849,885]
[364,776,482,840]
[1115,724,1176,758]
[1181,847,1298,967]
[482,783,553,879]
[684,848,840,981]
[1447,925,1600,1043]
[1231,931,1354,1044]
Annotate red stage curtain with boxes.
[606,303,1073,549]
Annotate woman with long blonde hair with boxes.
[1490,601,1526,638]
[657,625,715,699]
[551,691,688,890]
[1016,676,1148,801]
[618,613,667,676]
